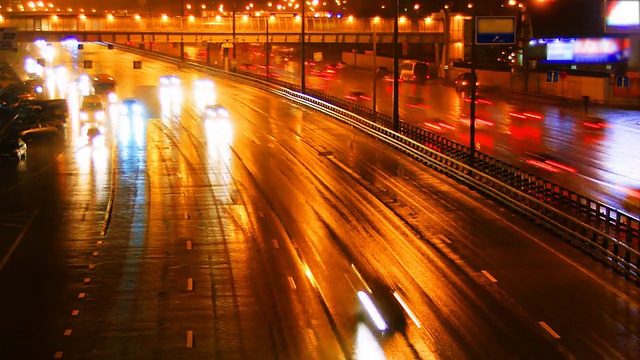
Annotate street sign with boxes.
[133,60,142,69]
[546,71,559,83]
[77,43,84,50]
[617,75,630,87]
[560,71,567,79]
[313,52,323,62]
[476,16,516,45]
[221,40,233,49]
[83,60,93,69]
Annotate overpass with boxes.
[3,13,445,44]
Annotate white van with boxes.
[399,61,430,83]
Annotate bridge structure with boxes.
[2,13,445,45]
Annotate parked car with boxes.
[0,136,27,161]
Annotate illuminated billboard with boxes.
[534,37,630,64]
[605,0,640,33]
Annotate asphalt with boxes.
[0,42,638,359]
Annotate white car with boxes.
[80,95,105,124]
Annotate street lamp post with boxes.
[301,2,306,92]
[469,5,477,167]
[392,0,400,132]
[266,16,270,79]
[372,23,377,123]
[232,2,237,59]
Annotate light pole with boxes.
[468,3,477,166]
[301,2,306,92]
[232,2,237,59]
[266,16,270,79]
[372,21,378,123]
[392,0,400,132]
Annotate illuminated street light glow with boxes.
[27,1,35,8]
[79,14,86,20]
[508,0,517,5]
[399,15,407,23]
[201,4,206,9]
[189,15,195,21]
[134,14,141,20]
[413,4,420,10]
[186,3,192,9]
[347,15,354,21]
[267,1,272,6]
[107,14,114,20]
[161,14,168,21]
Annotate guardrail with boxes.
[3,16,443,34]
[105,42,640,284]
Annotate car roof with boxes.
[83,95,102,102]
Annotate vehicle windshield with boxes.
[82,102,102,111]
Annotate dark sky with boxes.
[528,0,605,38]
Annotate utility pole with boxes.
[392,0,400,132]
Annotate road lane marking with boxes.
[92,251,99,257]
[539,321,561,339]
[287,276,297,290]
[435,234,452,244]
[64,329,72,336]
[187,278,194,291]
[83,278,91,284]
[100,139,117,237]
[186,331,194,348]
[186,240,193,250]
[272,239,280,249]
[89,264,95,270]
[78,293,85,299]
[0,211,38,272]
[97,240,103,246]
[184,213,190,220]
[481,270,498,283]
[54,351,63,359]
[71,310,79,316]
[258,210,264,218]
[307,328,317,347]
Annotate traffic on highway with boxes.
[0,41,638,359]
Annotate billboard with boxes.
[605,0,640,33]
[540,37,630,64]
[0,28,17,51]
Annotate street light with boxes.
[392,0,400,132]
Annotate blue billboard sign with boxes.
[476,16,516,45]
[537,37,630,64]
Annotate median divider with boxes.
[102,42,640,284]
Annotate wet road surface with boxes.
[0,42,638,359]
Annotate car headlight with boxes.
[108,93,118,103]
[170,76,180,85]
[160,77,169,85]
[217,108,229,117]
[35,85,43,93]
[80,111,88,120]
[132,104,143,115]
[95,111,105,120]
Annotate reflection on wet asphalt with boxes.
[0,43,638,359]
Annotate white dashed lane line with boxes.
[539,321,561,339]
[187,278,194,291]
[272,239,280,249]
[287,276,297,290]
[186,240,193,250]
[186,331,194,348]
[481,270,498,283]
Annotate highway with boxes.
[180,42,640,215]
[0,42,638,359]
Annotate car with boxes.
[6,107,65,138]
[80,95,105,124]
[455,72,479,92]
[0,137,27,161]
[120,98,145,117]
[204,104,229,118]
[160,75,181,86]
[375,66,390,77]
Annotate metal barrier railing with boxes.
[106,42,640,284]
